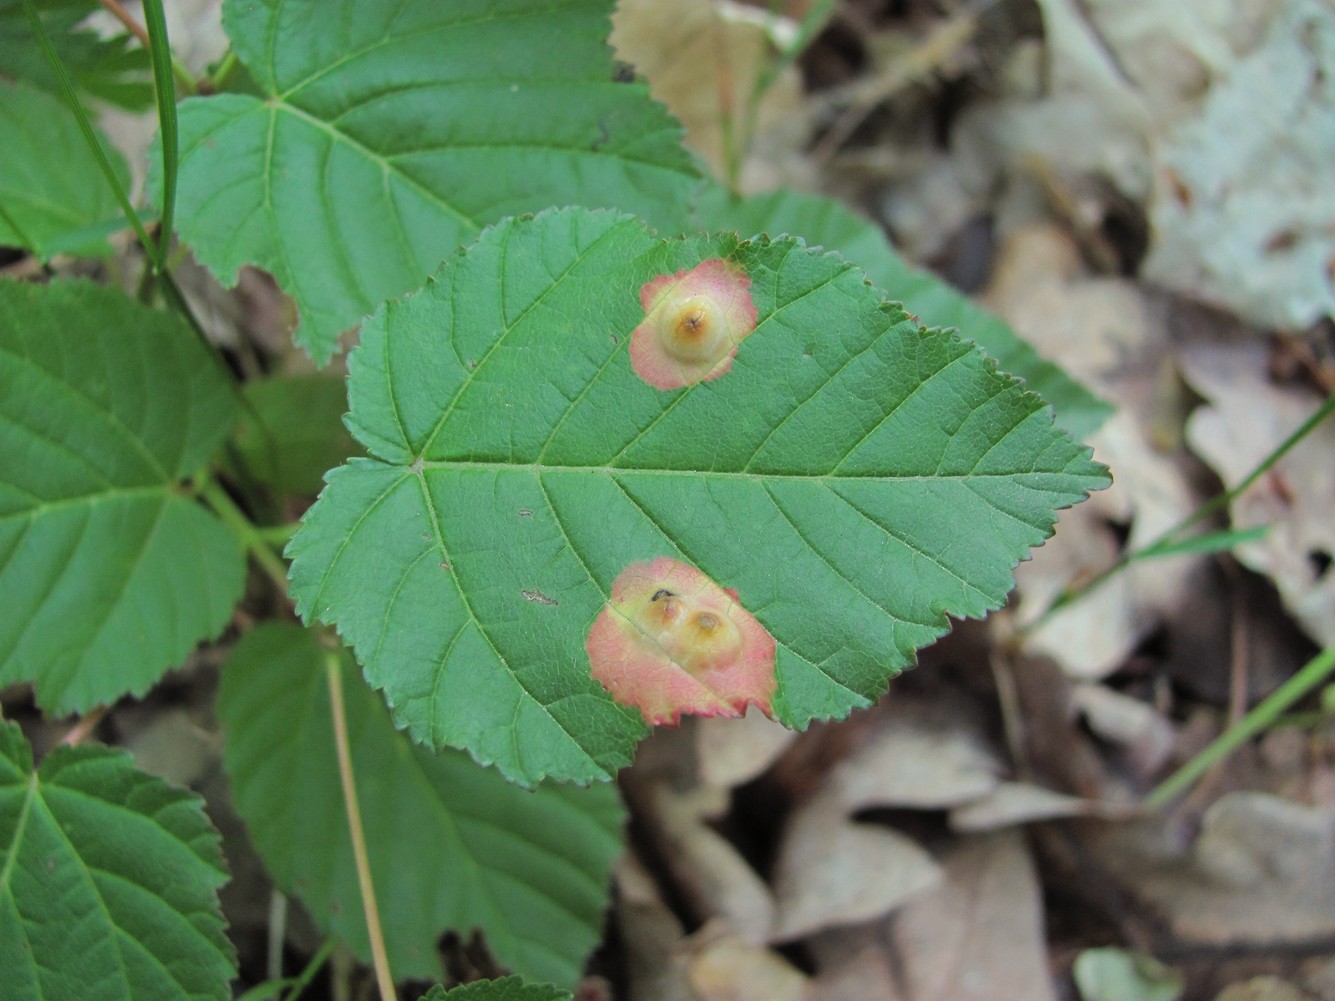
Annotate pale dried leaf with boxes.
[827,714,1001,811]
[1096,792,1335,944]
[697,708,798,790]
[1073,683,1176,776]
[888,831,1057,1001]
[984,226,1200,678]
[771,790,943,941]
[650,785,775,942]
[1143,0,1335,329]
[950,781,1100,832]
[1180,340,1335,646]
[611,0,811,189]
[684,924,809,1001]
[616,855,694,1001]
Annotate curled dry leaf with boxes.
[586,557,777,726]
[630,258,758,389]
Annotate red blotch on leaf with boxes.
[629,258,759,389]
[586,557,777,726]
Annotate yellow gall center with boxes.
[660,295,727,364]
[634,588,743,675]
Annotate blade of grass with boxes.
[1136,525,1270,560]
[1035,392,1335,627]
[1145,646,1335,808]
[22,0,158,260]
[140,0,178,272]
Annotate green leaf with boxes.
[690,185,1113,441]
[218,624,624,986]
[164,0,700,363]
[288,207,1109,786]
[1073,947,1183,1001]
[231,373,359,495]
[0,0,152,110]
[0,81,133,260]
[419,978,571,1001]
[0,280,244,713]
[0,720,235,1001]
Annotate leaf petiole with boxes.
[198,478,291,594]
[325,650,397,1001]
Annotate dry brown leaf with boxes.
[949,781,1102,832]
[770,789,943,941]
[824,711,1002,811]
[649,784,776,942]
[610,0,813,190]
[1179,339,1335,647]
[616,854,695,1001]
[983,224,1202,679]
[811,831,1057,1001]
[1095,792,1335,945]
[1072,683,1176,778]
[697,707,799,790]
[684,922,810,1001]
[888,831,1057,1001]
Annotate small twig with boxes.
[267,891,288,984]
[809,5,985,167]
[98,0,197,95]
[325,651,397,1001]
[98,0,148,47]
[61,705,110,746]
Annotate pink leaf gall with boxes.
[585,557,777,726]
[629,258,759,389]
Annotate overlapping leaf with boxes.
[0,81,133,260]
[289,207,1109,786]
[218,625,624,986]
[0,721,235,1001]
[689,185,1113,440]
[0,281,244,713]
[164,0,700,362]
[0,0,151,110]
[230,373,359,496]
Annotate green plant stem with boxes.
[139,0,178,273]
[324,651,397,1001]
[23,0,158,260]
[198,479,290,593]
[255,521,302,547]
[1146,646,1335,809]
[281,939,336,1001]
[1035,392,1335,628]
[209,49,239,92]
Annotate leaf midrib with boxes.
[414,459,1086,482]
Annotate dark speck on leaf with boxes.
[518,508,534,518]
[522,589,558,606]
